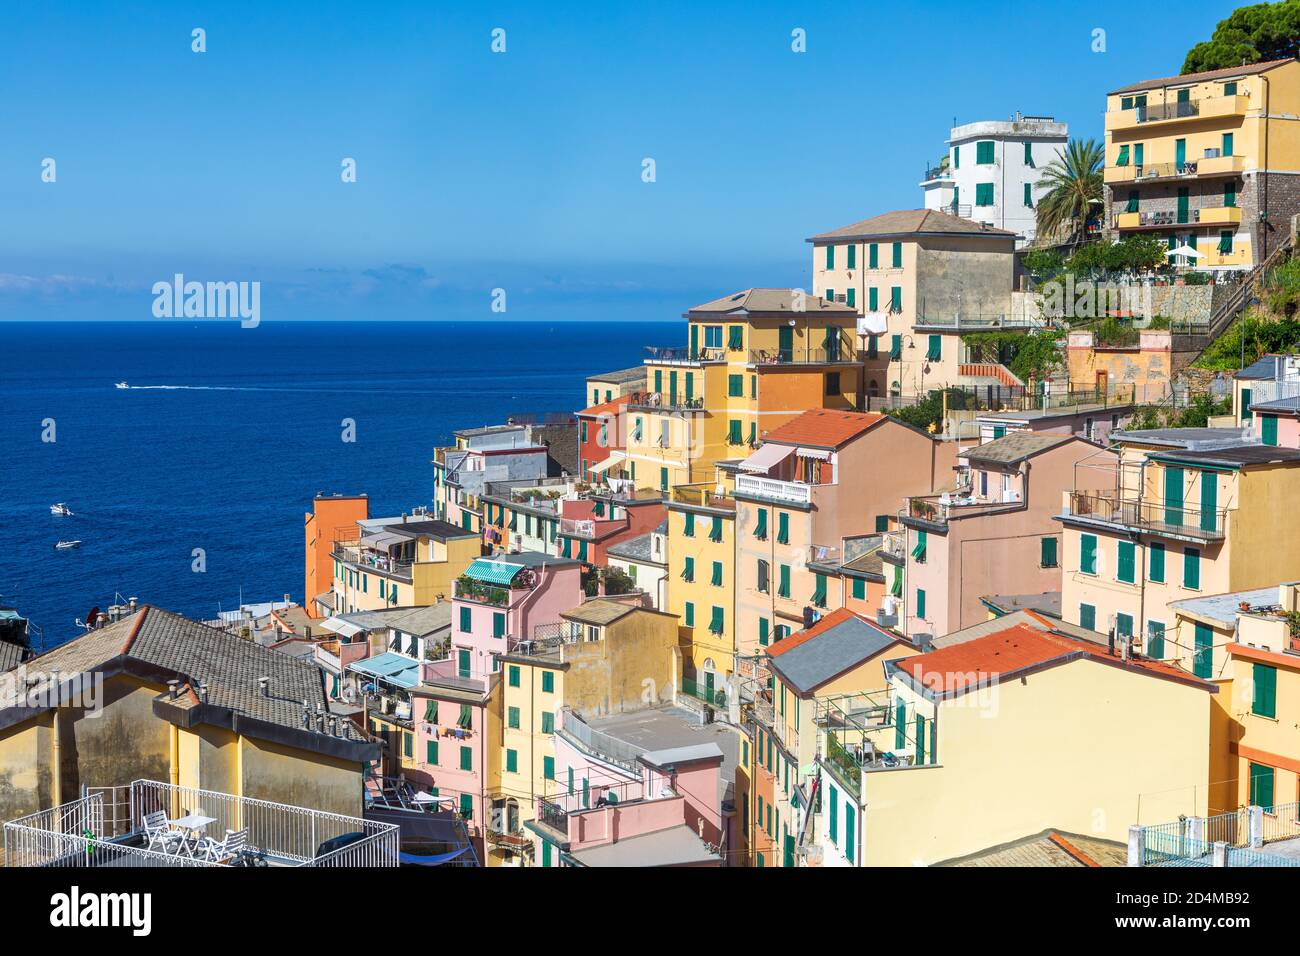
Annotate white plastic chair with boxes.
[142,811,185,855]
[199,828,249,864]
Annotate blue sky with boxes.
[0,0,1242,321]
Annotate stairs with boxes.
[1181,235,1295,365]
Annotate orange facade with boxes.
[304,494,369,618]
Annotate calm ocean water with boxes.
[0,320,673,647]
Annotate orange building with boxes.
[304,493,369,618]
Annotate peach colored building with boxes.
[899,433,1112,638]
[731,409,959,658]
[1066,329,1174,400]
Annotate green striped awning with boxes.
[464,558,522,586]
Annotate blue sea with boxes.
[0,321,673,648]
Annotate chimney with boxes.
[301,700,312,728]
[128,596,138,610]
[167,679,180,700]
[258,676,270,697]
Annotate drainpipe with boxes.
[1261,73,1271,264]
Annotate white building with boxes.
[920,113,1068,246]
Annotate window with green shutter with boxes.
[828,783,838,844]
[976,140,994,164]
[543,756,555,780]
[681,556,694,582]
[1126,190,1139,213]
[1116,612,1133,637]
[1146,621,1165,659]
[426,740,438,765]
[459,793,473,819]
[1117,541,1136,584]
[778,564,790,598]
[846,287,855,308]
[889,334,902,359]
[1080,534,1097,574]
[975,183,994,206]
[852,577,866,600]
[683,512,695,537]
[894,698,906,749]
[728,325,743,351]
[1252,663,1277,718]
[890,286,902,312]
[709,605,724,634]
[812,574,828,607]
[953,145,960,169]
[754,508,768,540]
[926,335,941,361]
[777,512,789,544]
[711,561,723,587]
[403,732,412,758]
[1262,414,1278,446]
[916,588,926,620]
[459,606,471,632]
[506,749,518,773]
[728,374,743,397]
[457,649,471,679]
[846,244,857,269]
[728,419,742,445]
[1041,537,1058,568]
[1023,182,1032,207]
[684,602,694,627]
[1249,762,1275,811]
[891,242,902,268]
[868,243,878,269]
[759,617,769,646]
[825,245,834,269]
[1079,603,1096,631]
[710,516,723,542]
[911,529,927,563]
[875,514,889,533]
[459,746,472,770]
[1149,542,1165,582]
[1183,547,1201,590]
[1024,141,1033,166]
[493,612,505,638]
[541,711,555,734]
[868,287,878,311]
[1193,622,1213,678]
[1116,144,1130,167]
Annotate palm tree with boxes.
[1035,138,1104,245]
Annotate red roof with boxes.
[762,410,885,449]
[896,621,1214,696]
[767,608,860,659]
[577,394,632,418]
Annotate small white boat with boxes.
[54,540,82,550]
[115,382,129,389]
[50,503,73,516]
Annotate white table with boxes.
[169,814,217,857]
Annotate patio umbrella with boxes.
[1170,245,1203,259]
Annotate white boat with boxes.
[54,540,82,550]
[115,382,129,389]
[50,503,73,516]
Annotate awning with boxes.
[589,451,625,475]
[361,530,408,550]
[322,616,368,639]
[347,651,421,689]
[738,443,795,473]
[796,447,832,461]
[464,557,522,586]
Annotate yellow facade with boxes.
[332,531,479,612]
[666,493,738,680]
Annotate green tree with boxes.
[1034,139,1104,245]
[1183,1,1300,73]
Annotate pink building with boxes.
[554,489,666,567]
[975,403,1134,446]
[1251,396,1300,448]
[450,552,584,681]
[898,432,1114,638]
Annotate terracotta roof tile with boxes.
[578,394,632,418]
[762,409,885,449]
[1110,58,1295,95]
[808,208,1018,242]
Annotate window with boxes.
[915,588,926,620]
[926,335,941,362]
[975,183,994,206]
[845,805,855,864]
[683,511,695,537]
[911,529,927,563]
[1249,762,1275,812]
[868,243,878,269]
[728,373,744,397]
[1252,663,1277,718]
[1223,81,1237,96]
[890,334,902,360]
[875,514,889,533]
[757,559,770,594]
[1183,547,1201,590]
[778,564,791,598]
[711,560,723,587]
[1116,144,1130,167]
[825,372,840,395]
[1147,621,1165,659]
[777,512,789,544]
[659,467,668,492]
[890,286,902,312]
[728,325,743,350]
[1222,132,1234,157]
[1194,622,1213,678]
[1117,541,1136,584]
[459,606,471,632]
[891,241,902,268]
[506,749,518,773]
[403,732,412,758]
[580,421,588,443]
[493,612,505,638]
[825,245,834,269]
[825,287,835,304]
[1040,537,1058,568]
[728,419,742,445]
[1263,414,1278,446]
[541,711,555,734]
[846,287,855,308]
[976,140,994,164]
[868,287,878,311]
[759,617,769,646]
[1219,230,1234,254]
[426,740,438,765]
[507,706,520,729]
[457,649,471,680]
[543,756,555,780]
[1116,613,1133,638]
[682,557,695,582]
[710,516,723,542]
[846,244,857,269]
[812,574,828,608]
[709,605,725,634]
[754,508,768,540]
[1080,533,1098,575]
[851,577,866,600]
[952,145,960,169]
[1148,542,1165,582]
[1126,189,1139,214]
[459,746,472,771]
[684,602,694,627]
[1079,603,1096,631]
[704,325,723,349]
[542,671,554,693]
[1023,182,1033,207]
[459,793,473,820]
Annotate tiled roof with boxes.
[963,432,1075,465]
[768,609,901,694]
[9,607,372,749]
[808,208,1017,242]
[578,394,633,418]
[605,531,659,564]
[895,619,1215,697]
[587,366,647,385]
[1236,354,1286,381]
[1110,58,1295,95]
[762,409,885,449]
[940,829,1126,867]
[687,288,855,316]
[562,599,639,626]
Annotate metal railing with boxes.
[1142,804,1300,867]
[558,709,646,775]
[682,676,728,708]
[748,339,855,366]
[454,579,513,607]
[1066,491,1227,539]
[645,346,725,364]
[626,390,705,411]
[1135,99,1200,123]
[332,546,415,581]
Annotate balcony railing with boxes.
[1135,99,1201,123]
[3,780,399,868]
[734,473,813,505]
[645,346,725,364]
[626,390,705,411]
[748,338,855,366]
[1066,491,1227,539]
[560,517,597,538]
[333,544,415,581]
[454,579,513,607]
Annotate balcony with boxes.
[532,777,647,843]
[453,577,515,607]
[1066,491,1227,540]
[734,473,813,506]
[3,779,399,868]
[912,313,1041,332]
[333,542,415,582]
[1106,155,1246,184]
[626,390,705,412]
[747,335,857,366]
[644,346,725,365]
[1109,94,1248,131]
[1200,204,1243,226]
[907,491,1020,526]
[670,482,734,510]
[1114,201,1241,232]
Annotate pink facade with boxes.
[555,495,666,566]
[408,671,489,849]
[1259,411,1300,449]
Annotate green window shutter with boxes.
[1183,547,1201,590]
[1149,543,1165,582]
[1193,623,1213,678]
[1242,388,1253,423]
[1116,612,1133,637]
[869,243,878,269]
[845,806,855,864]
[1040,537,1057,568]
[459,746,472,771]
[1134,143,1144,166]
[684,511,695,537]
[976,140,994,164]
[911,529,927,562]
[778,564,790,598]
[728,374,743,397]
[889,334,902,360]
[1222,132,1234,156]
[543,756,555,780]
[846,287,855,308]
[729,419,742,445]
[812,573,827,607]
[659,467,668,492]
[682,556,694,581]
[728,325,743,350]
[1224,82,1237,96]
[1126,190,1139,213]
[1079,603,1096,631]
[507,706,519,729]
[852,577,866,600]
[403,732,412,758]
[1146,621,1165,659]
[926,334,941,361]
[868,287,878,312]
[426,740,438,764]
[916,588,926,620]
[541,711,555,734]
[754,508,767,540]
[459,606,471,632]
[710,516,723,542]
[1023,141,1033,166]
[1200,472,1218,533]
[424,699,439,722]
[953,145,960,168]
[975,183,994,206]
[825,245,835,269]
[1116,144,1129,166]
[1262,414,1278,446]
[1249,763,1275,811]
[890,287,902,312]
[542,671,554,693]
[509,664,520,687]
[506,749,518,773]
[493,612,505,638]
[1023,182,1032,207]
[777,512,789,544]
[1117,541,1135,583]
[875,515,888,533]
[457,649,471,679]
[759,617,769,646]
[459,793,473,819]
[684,602,694,627]
[654,369,662,394]
[711,561,723,587]
[828,783,838,844]
[894,698,906,749]
[1253,663,1277,718]
[891,242,902,268]
[1080,533,1097,574]
[709,605,724,634]
[915,715,926,764]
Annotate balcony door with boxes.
[1163,466,1184,527]
[1199,471,1217,533]
[778,326,794,362]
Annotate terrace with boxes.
[3,779,398,868]
[1138,803,1300,868]
[333,537,415,582]
[626,389,705,412]
[1065,490,1227,540]
[815,690,935,793]
[906,490,1021,527]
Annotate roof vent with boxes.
[258,676,270,697]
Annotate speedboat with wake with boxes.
[50,503,73,516]
[54,540,82,550]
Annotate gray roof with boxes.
[1237,355,1287,381]
[981,591,1062,618]
[335,604,452,637]
[588,367,647,385]
[567,824,720,867]
[605,531,659,564]
[495,550,581,570]
[1251,395,1300,414]
[768,613,899,694]
[1113,427,1254,450]
[562,599,640,627]
[808,208,1018,242]
[933,608,1104,649]
[382,519,478,540]
[1150,445,1300,468]
[687,288,855,317]
[1169,584,1295,627]
[5,607,372,755]
[979,401,1133,423]
[639,743,724,771]
[939,829,1126,867]
[963,432,1075,465]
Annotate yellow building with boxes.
[814,615,1218,866]
[750,608,919,868]
[1105,58,1300,272]
[623,289,863,492]
[331,516,480,613]
[491,599,680,866]
[1059,430,1300,676]
[807,209,1018,398]
[665,464,739,696]
[0,606,376,825]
